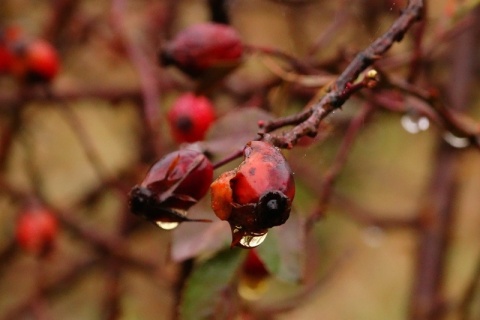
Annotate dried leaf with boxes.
[203,107,274,158]
[172,199,231,262]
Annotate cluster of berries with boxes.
[163,23,244,144]
[0,26,59,84]
[130,23,296,250]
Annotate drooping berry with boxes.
[210,141,295,248]
[159,22,243,78]
[167,93,216,143]
[129,149,213,229]
[243,249,269,279]
[238,249,271,300]
[10,39,60,83]
[15,205,58,256]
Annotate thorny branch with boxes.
[260,0,425,148]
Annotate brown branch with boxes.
[110,0,163,158]
[261,0,424,148]
[409,6,480,319]
[307,102,375,224]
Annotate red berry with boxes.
[10,39,59,83]
[243,249,269,279]
[15,206,58,256]
[160,22,243,78]
[210,141,295,248]
[167,93,216,143]
[0,46,13,73]
[0,26,23,74]
[130,149,213,226]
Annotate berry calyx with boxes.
[15,205,58,256]
[210,141,295,248]
[167,93,216,143]
[159,22,243,78]
[129,149,213,228]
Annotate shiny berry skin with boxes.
[129,149,213,224]
[210,141,295,247]
[15,206,58,256]
[159,22,243,77]
[10,39,59,83]
[167,93,216,143]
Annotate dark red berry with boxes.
[129,149,213,227]
[0,46,13,73]
[167,93,216,143]
[210,141,295,248]
[243,249,269,279]
[0,26,22,74]
[159,22,243,78]
[15,205,58,256]
[10,39,59,83]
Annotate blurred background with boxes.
[1,0,480,319]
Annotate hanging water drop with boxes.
[443,132,470,148]
[155,221,180,230]
[239,232,267,248]
[401,114,430,134]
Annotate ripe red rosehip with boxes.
[159,22,243,78]
[167,93,216,143]
[129,149,213,228]
[243,249,269,279]
[210,141,295,248]
[15,205,58,256]
[0,26,23,74]
[10,39,59,83]
[0,46,13,73]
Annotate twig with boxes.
[110,0,163,158]
[261,0,424,148]
[307,102,375,225]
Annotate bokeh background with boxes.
[1,0,480,319]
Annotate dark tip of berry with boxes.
[176,116,193,132]
[257,191,290,229]
[159,49,175,66]
[129,186,153,216]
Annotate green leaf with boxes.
[179,249,247,320]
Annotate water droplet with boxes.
[155,221,179,230]
[401,114,430,134]
[362,226,384,248]
[239,232,267,248]
[443,132,470,148]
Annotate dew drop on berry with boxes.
[238,231,267,248]
[156,221,180,230]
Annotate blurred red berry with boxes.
[167,93,216,143]
[10,39,59,83]
[0,26,23,74]
[15,206,58,256]
[0,46,13,73]
[130,149,213,226]
[211,141,295,248]
[160,22,243,78]
[243,249,269,279]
